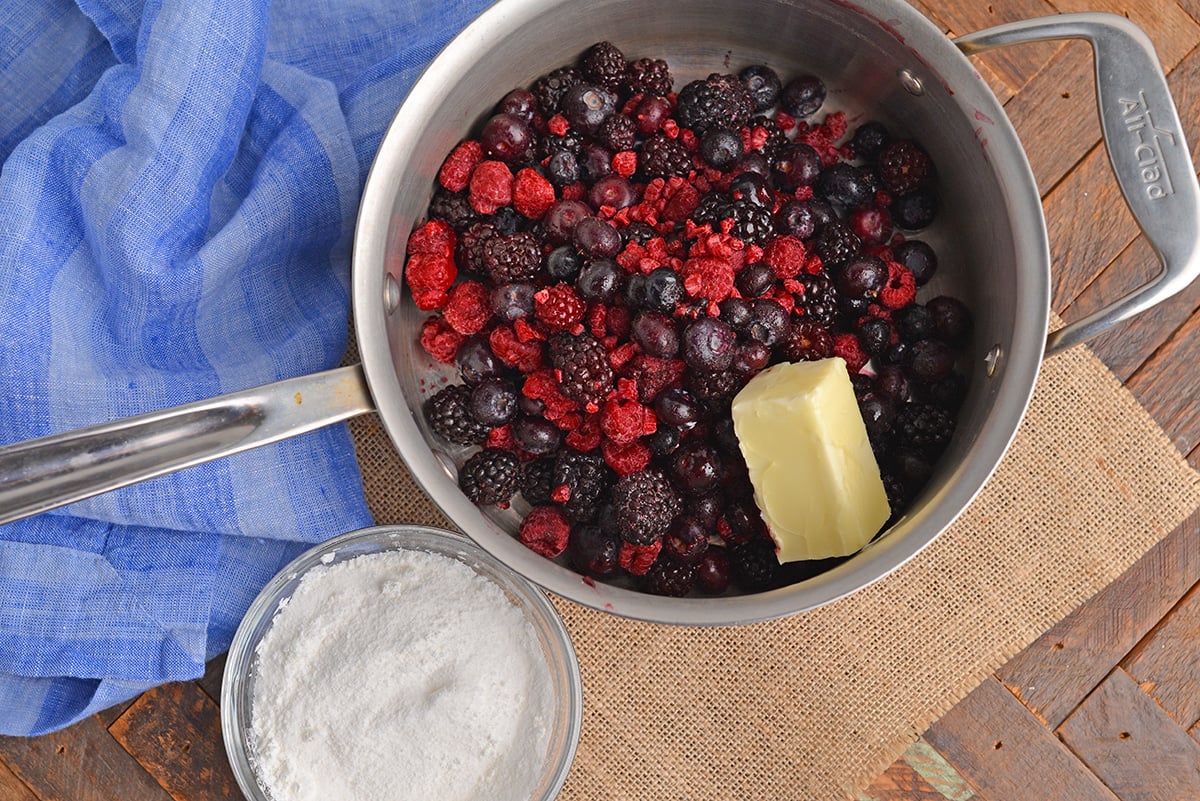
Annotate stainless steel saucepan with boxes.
[2,1,1197,624]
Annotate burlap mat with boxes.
[348,340,1200,800]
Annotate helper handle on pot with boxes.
[0,365,373,526]
[956,13,1200,356]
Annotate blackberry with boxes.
[597,113,637,153]
[895,402,955,456]
[728,539,779,592]
[746,115,789,161]
[626,57,673,96]
[675,73,754,134]
[581,41,627,92]
[640,132,693,178]
[553,449,611,522]
[458,448,522,506]
[800,271,838,327]
[483,231,541,284]
[548,332,614,407]
[612,469,680,545]
[813,221,861,268]
[521,457,556,506]
[642,558,697,597]
[428,188,478,231]
[686,368,745,412]
[426,385,489,445]
[538,129,585,159]
[694,194,773,245]
[569,523,620,577]
[455,221,499,274]
[534,66,583,116]
[877,139,934,194]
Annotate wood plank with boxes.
[918,0,1065,98]
[1058,668,1200,801]
[1001,40,1099,196]
[923,677,1120,801]
[108,682,238,801]
[1044,0,1200,72]
[996,508,1200,729]
[1122,581,1200,727]
[1126,307,1200,459]
[0,758,40,801]
[0,716,172,801]
[858,756,966,801]
[196,655,225,707]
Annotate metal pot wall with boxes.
[2,1,1197,624]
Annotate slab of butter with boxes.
[731,358,890,562]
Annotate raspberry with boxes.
[534,284,587,332]
[781,320,834,362]
[762,235,807,279]
[426,385,489,445]
[680,256,735,303]
[405,251,456,311]
[483,231,541,284]
[438,139,484,192]
[549,332,614,408]
[489,325,544,372]
[442,280,491,335]
[518,506,571,558]
[642,558,697,596]
[599,398,656,445]
[620,354,685,404]
[601,437,652,476]
[459,447,522,506]
[612,469,679,544]
[406,219,456,256]
[618,539,663,576]
[879,261,917,309]
[521,369,580,425]
[626,58,673,96]
[833,332,868,373]
[565,414,603,452]
[468,160,515,215]
[513,167,556,219]
[419,315,465,364]
[553,449,611,521]
[612,149,637,178]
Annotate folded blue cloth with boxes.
[0,0,492,735]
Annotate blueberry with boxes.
[654,388,701,429]
[837,254,888,300]
[732,340,771,375]
[775,142,822,190]
[495,88,538,122]
[545,150,580,187]
[572,216,622,258]
[646,424,681,457]
[469,378,518,426]
[671,442,723,495]
[779,75,826,118]
[623,272,648,309]
[542,199,592,244]
[927,295,972,344]
[818,162,877,209]
[490,282,536,322]
[699,126,744,169]
[695,548,731,594]
[568,523,620,577]
[850,121,891,161]
[575,257,622,303]
[644,266,684,312]
[892,189,938,229]
[857,317,893,357]
[587,174,636,211]
[682,317,737,371]
[579,142,613,183]
[874,364,911,403]
[774,200,819,240]
[858,394,896,439]
[906,338,956,381]
[729,171,772,207]
[735,262,775,297]
[664,515,709,563]
[544,245,584,282]
[718,297,753,330]
[480,112,535,163]
[892,240,938,285]
[560,84,617,133]
[512,415,562,455]
[631,311,680,358]
[896,304,936,342]
[739,64,782,112]
[455,336,500,384]
[632,94,671,134]
[745,298,788,346]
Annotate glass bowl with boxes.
[220,524,583,801]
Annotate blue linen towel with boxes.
[0,0,493,735]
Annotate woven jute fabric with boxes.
[348,342,1200,800]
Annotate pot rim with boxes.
[352,0,1050,625]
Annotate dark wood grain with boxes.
[1122,582,1200,727]
[0,717,172,801]
[923,678,1121,801]
[196,655,225,707]
[1126,308,1200,458]
[858,757,965,801]
[0,759,40,801]
[995,510,1200,730]
[1058,668,1200,801]
[108,683,239,801]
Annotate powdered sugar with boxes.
[248,548,553,801]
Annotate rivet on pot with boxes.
[897,68,924,96]
[384,274,401,314]
[985,344,1003,377]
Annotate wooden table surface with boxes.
[5,0,1200,799]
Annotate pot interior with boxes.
[355,0,1050,623]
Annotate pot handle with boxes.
[0,364,374,526]
[955,13,1200,356]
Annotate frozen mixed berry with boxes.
[877,140,934,194]
[626,57,673,96]
[896,402,955,456]
[654,387,701,429]
[799,271,838,327]
[533,65,583,116]
[631,93,672,134]
[850,121,891,161]
[469,378,519,427]
[892,189,938,230]
[892,239,938,285]
[686,368,745,411]
[483,231,540,283]
[429,188,478,231]
[663,515,709,564]
[596,113,637,153]
[588,173,636,211]
[518,506,571,558]
[927,296,972,344]
[896,304,936,343]
[549,332,614,407]
[675,73,755,133]
[640,132,693,178]
[778,74,826,118]
[695,548,732,594]
[682,317,737,372]
[572,216,622,258]
[544,245,584,282]
[521,457,557,506]
[426,385,490,445]
[643,267,684,312]
[612,469,680,545]
[729,169,773,207]
[729,539,779,592]
[581,41,628,91]
[458,448,521,505]
[553,449,611,522]
[642,558,697,597]
[739,64,782,112]
[542,199,593,244]
[818,162,877,209]
[569,522,621,577]
[744,298,789,346]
